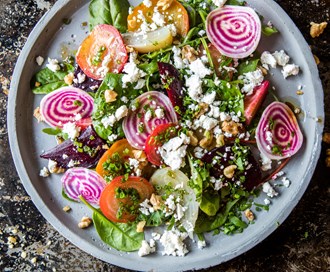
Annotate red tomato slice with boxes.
[244,80,269,125]
[145,123,177,166]
[76,24,128,80]
[99,176,154,223]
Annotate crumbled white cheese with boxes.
[122,52,146,88]
[281,177,291,187]
[281,64,300,78]
[115,105,128,121]
[185,74,203,101]
[152,7,165,27]
[212,0,227,7]
[48,160,58,173]
[172,46,186,69]
[155,108,165,119]
[201,91,216,105]
[139,199,154,215]
[108,134,118,142]
[197,115,218,130]
[160,230,189,257]
[138,240,156,257]
[144,110,152,122]
[166,24,177,37]
[262,182,278,198]
[76,72,86,84]
[260,51,277,70]
[197,240,206,249]
[36,56,44,66]
[239,69,264,95]
[189,58,212,79]
[101,114,116,128]
[143,0,152,8]
[39,167,50,177]
[264,198,271,205]
[62,122,81,140]
[46,58,60,72]
[260,152,272,171]
[272,50,290,66]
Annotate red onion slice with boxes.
[206,5,261,59]
[62,167,107,205]
[122,91,178,150]
[256,102,303,160]
[40,86,94,128]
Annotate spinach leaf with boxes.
[89,0,130,32]
[200,192,220,216]
[237,59,259,75]
[80,196,143,251]
[93,212,143,251]
[188,156,203,201]
[31,63,74,94]
[194,198,240,233]
[42,127,62,136]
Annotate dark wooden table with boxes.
[0,1,329,271]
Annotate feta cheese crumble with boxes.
[262,182,278,198]
[62,122,81,140]
[46,58,60,72]
[159,229,189,256]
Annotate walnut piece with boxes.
[150,194,163,211]
[157,0,173,11]
[310,22,327,38]
[104,89,118,103]
[64,72,74,85]
[187,131,198,146]
[216,134,225,147]
[194,102,209,118]
[244,209,255,221]
[181,45,198,63]
[136,221,146,233]
[221,121,243,136]
[223,165,237,179]
[78,216,92,229]
[63,205,71,212]
[33,107,44,122]
[199,131,213,149]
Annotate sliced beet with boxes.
[40,126,106,169]
[244,80,269,126]
[72,65,102,93]
[201,144,262,191]
[158,62,184,114]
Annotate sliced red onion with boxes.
[206,5,261,59]
[40,86,94,128]
[62,167,107,205]
[122,91,178,150]
[256,102,303,160]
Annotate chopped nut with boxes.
[296,90,304,95]
[157,0,173,11]
[64,72,74,85]
[128,18,137,29]
[244,209,255,221]
[313,54,320,65]
[194,102,209,118]
[78,216,93,229]
[259,66,268,76]
[126,46,134,53]
[294,107,301,114]
[35,81,41,87]
[223,165,237,179]
[221,121,242,136]
[216,134,225,147]
[323,133,330,144]
[63,205,71,212]
[187,131,198,146]
[104,89,118,103]
[199,133,213,149]
[150,194,163,210]
[133,150,147,162]
[136,221,146,233]
[181,45,198,62]
[310,22,327,38]
[33,107,44,122]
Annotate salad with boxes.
[32,0,303,257]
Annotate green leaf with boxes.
[237,59,259,75]
[62,189,78,203]
[194,198,240,233]
[262,25,279,36]
[93,212,143,251]
[89,0,130,32]
[188,156,203,200]
[42,127,62,136]
[200,192,220,216]
[226,0,246,6]
[31,63,74,94]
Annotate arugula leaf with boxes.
[31,63,74,94]
[89,0,130,32]
[80,196,143,251]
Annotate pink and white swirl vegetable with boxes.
[206,5,261,59]
[40,86,94,128]
[62,167,107,205]
[256,101,303,160]
[122,91,178,150]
